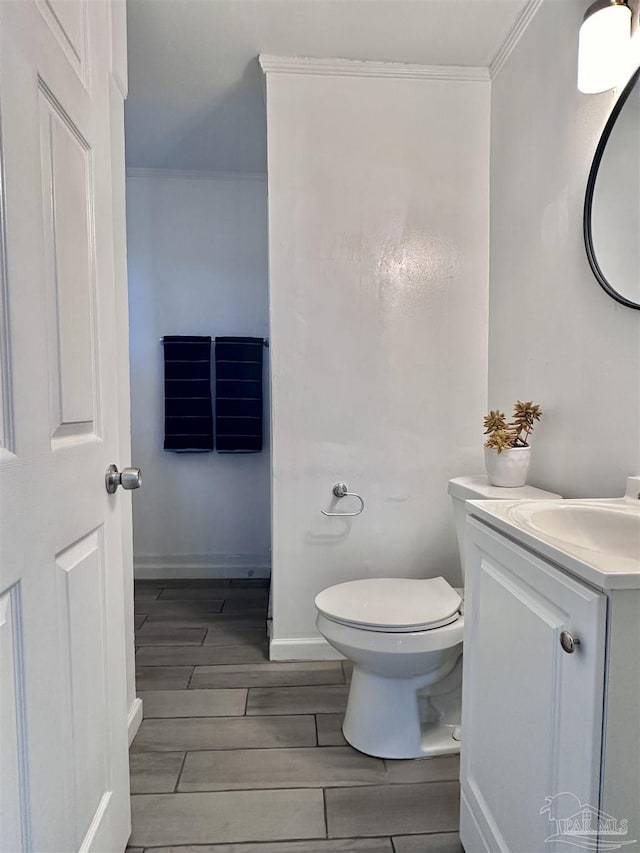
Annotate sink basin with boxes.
[507,500,640,561]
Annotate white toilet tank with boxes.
[447,475,562,581]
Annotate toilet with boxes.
[315,475,561,759]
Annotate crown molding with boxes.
[259,3,542,86]
[489,0,544,79]
[259,54,490,82]
[126,167,267,182]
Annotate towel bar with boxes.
[161,337,269,347]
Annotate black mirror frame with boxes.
[583,65,640,311]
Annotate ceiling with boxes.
[125,0,531,174]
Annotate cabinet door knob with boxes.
[560,630,580,654]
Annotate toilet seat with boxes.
[315,577,461,633]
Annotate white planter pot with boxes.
[484,446,531,488]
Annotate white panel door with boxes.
[0,1,131,851]
[460,518,606,853]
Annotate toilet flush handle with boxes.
[321,483,365,517]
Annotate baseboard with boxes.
[460,785,493,852]
[269,636,345,662]
[134,554,271,580]
[127,697,143,746]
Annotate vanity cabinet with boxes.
[460,515,640,853]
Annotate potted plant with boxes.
[483,401,542,487]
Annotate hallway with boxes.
[128,579,462,851]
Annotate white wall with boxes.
[126,172,271,577]
[489,0,640,500]
[264,62,491,658]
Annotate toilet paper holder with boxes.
[321,483,365,517]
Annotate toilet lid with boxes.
[315,577,461,633]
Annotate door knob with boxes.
[560,630,580,654]
[105,464,142,494]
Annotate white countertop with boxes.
[467,498,640,591]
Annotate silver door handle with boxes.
[321,482,365,517]
[560,630,580,654]
[105,464,142,494]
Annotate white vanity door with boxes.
[460,517,606,853]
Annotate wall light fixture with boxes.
[578,0,632,93]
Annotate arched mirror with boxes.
[584,65,640,310]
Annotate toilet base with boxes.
[342,657,463,759]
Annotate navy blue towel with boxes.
[163,336,213,452]
[215,337,264,453]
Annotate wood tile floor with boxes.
[129,579,463,853]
